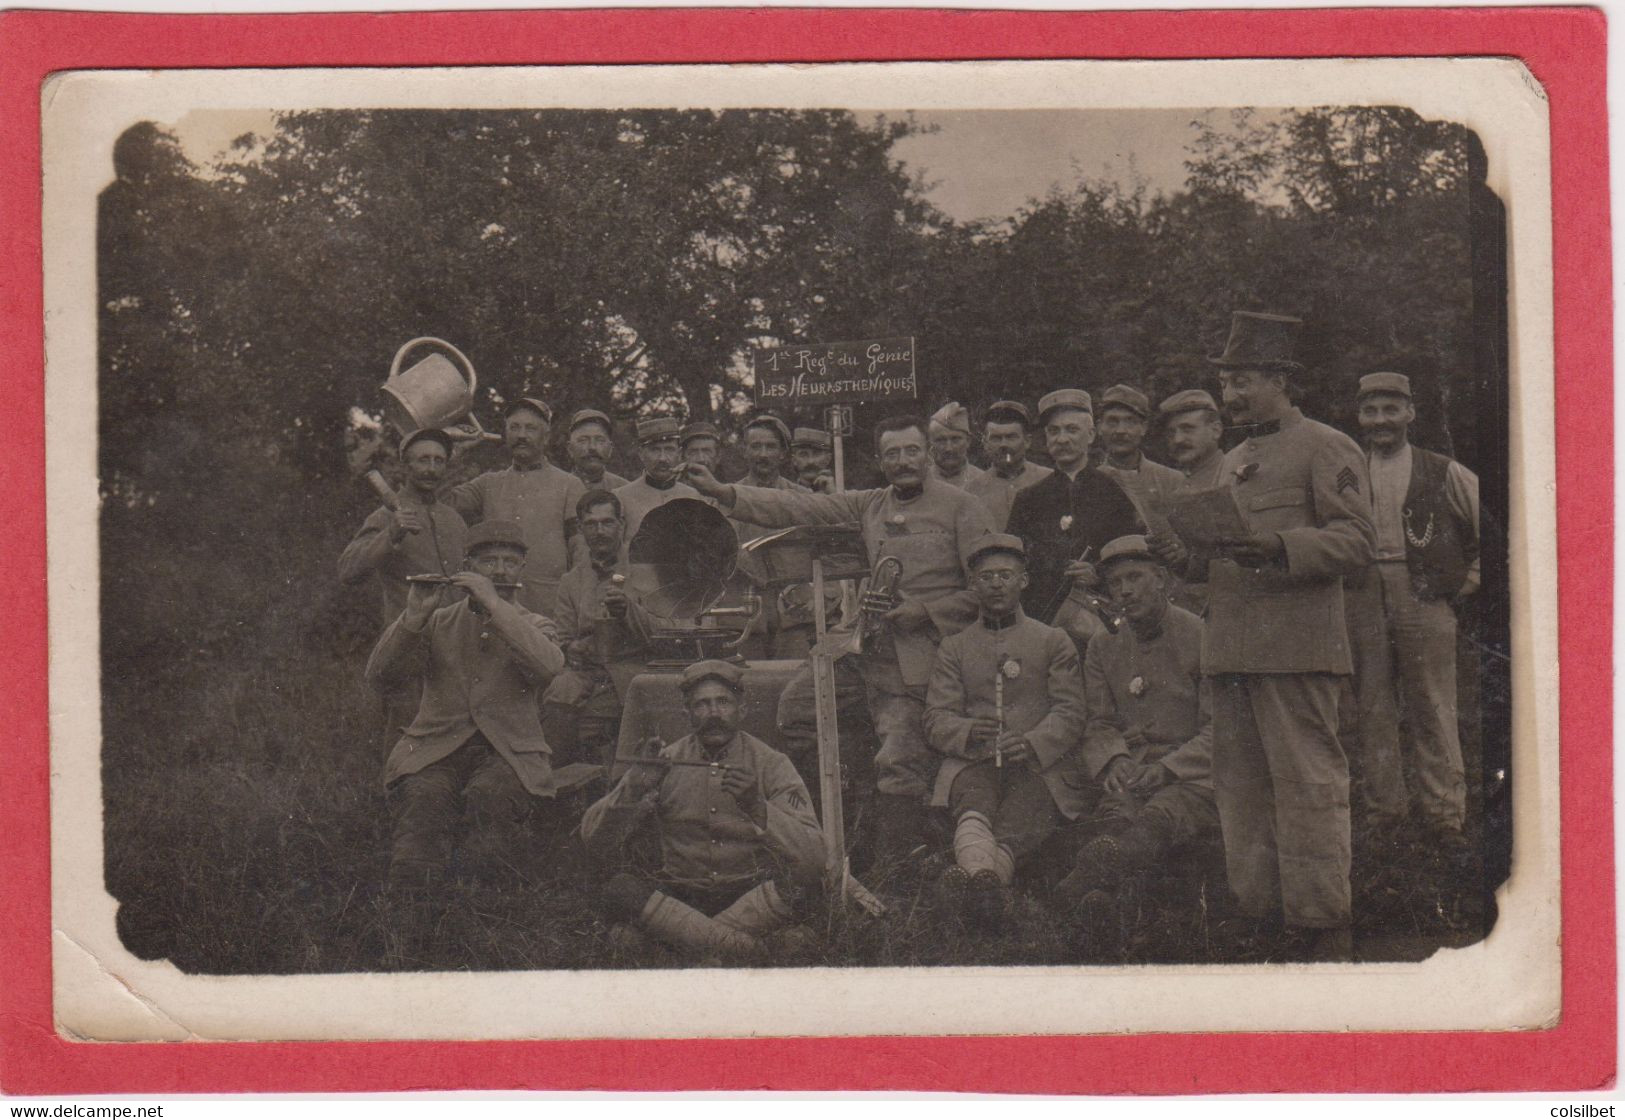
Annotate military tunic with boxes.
[581,730,824,896]
[447,463,585,618]
[965,461,1053,532]
[614,474,703,546]
[1006,466,1143,622]
[573,466,630,492]
[1099,453,1185,535]
[929,461,987,491]
[1082,605,1218,847]
[727,477,993,798]
[1166,450,1227,615]
[337,494,468,628]
[1198,407,1375,929]
[924,609,1090,821]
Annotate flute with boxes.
[405,574,524,590]
[612,756,744,772]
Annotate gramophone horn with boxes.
[625,498,739,618]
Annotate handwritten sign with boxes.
[751,337,918,405]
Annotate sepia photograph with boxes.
[41,56,1559,1043]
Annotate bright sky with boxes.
[174,107,1219,223]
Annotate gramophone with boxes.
[626,498,763,668]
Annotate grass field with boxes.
[100,477,1502,974]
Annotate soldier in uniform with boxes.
[923,534,1088,929]
[339,428,470,742]
[564,408,629,491]
[1096,384,1185,533]
[1006,389,1143,650]
[728,413,812,660]
[1347,372,1479,841]
[581,660,825,960]
[1193,312,1376,960]
[614,415,703,544]
[679,420,723,476]
[790,426,836,492]
[965,400,1053,531]
[446,397,586,618]
[1148,389,1228,615]
[364,519,566,893]
[682,414,994,866]
[1056,535,1219,955]
[926,401,986,490]
[541,489,676,774]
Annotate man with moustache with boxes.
[365,519,566,892]
[728,413,812,659]
[679,420,723,476]
[565,409,629,491]
[340,428,471,739]
[926,401,986,490]
[1055,536,1218,956]
[1147,389,1228,614]
[965,400,1053,531]
[582,660,825,960]
[683,414,994,865]
[1195,311,1375,961]
[923,535,1088,929]
[447,397,585,619]
[1344,372,1479,843]
[790,427,836,492]
[1096,384,1185,532]
[1006,389,1143,629]
[615,415,703,544]
[340,427,468,631]
[541,490,676,773]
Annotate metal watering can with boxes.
[379,337,500,443]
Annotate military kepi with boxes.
[506,396,554,424]
[985,400,1034,428]
[678,658,745,695]
[1208,311,1305,372]
[1159,389,1219,417]
[1099,534,1158,570]
[400,427,452,458]
[568,408,612,433]
[636,415,682,444]
[1099,384,1151,419]
[791,427,832,449]
[680,420,720,445]
[1358,371,1412,399]
[965,531,1027,570]
[466,518,528,554]
[1036,388,1093,425]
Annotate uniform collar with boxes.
[641,473,678,491]
[1238,406,1304,441]
[981,606,1025,631]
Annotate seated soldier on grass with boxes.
[580,660,826,961]
[364,518,566,894]
[922,533,1089,930]
[1056,534,1220,957]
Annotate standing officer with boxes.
[966,400,1053,531]
[565,409,629,491]
[1194,311,1375,961]
[339,428,470,740]
[1006,389,1143,628]
[447,397,586,618]
[1149,389,1228,615]
[1348,371,1478,842]
[790,427,836,492]
[1096,384,1184,533]
[615,415,703,543]
[927,401,986,490]
[682,414,994,866]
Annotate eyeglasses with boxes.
[973,570,1021,585]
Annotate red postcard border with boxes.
[0,6,1610,1095]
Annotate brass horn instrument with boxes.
[847,555,904,656]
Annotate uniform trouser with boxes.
[1342,567,1407,817]
[1350,563,1467,828]
[868,682,936,799]
[386,736,535,886]
[1090,781,1220,852]
[1210,673,1351,929]
[948,760,1062,859]
[663,878,801,934]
